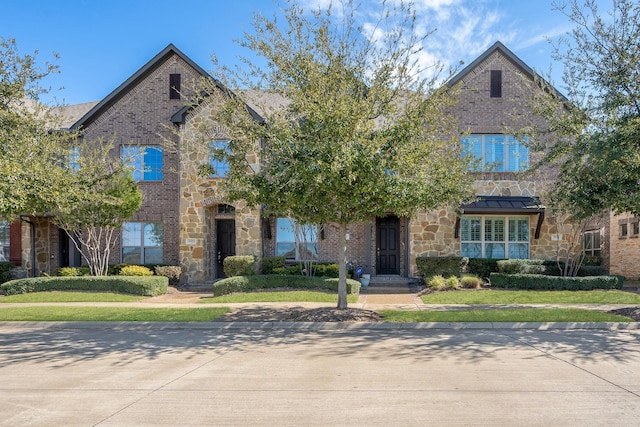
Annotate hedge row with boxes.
[0,276,168,296]
[489,273,623,291]
[416,256,469,278]
[213,274,360,296]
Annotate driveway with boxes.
[1,323,639,426]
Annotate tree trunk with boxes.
[337,222,348,310]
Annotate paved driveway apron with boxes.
[1,323,639,426]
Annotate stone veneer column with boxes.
[178,105,262,284]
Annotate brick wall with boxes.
[80,53,203,267]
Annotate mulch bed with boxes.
[608,307,640,321]
[215,307,383,322]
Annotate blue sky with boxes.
[3,0,611,105]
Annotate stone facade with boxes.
[178,104,262,283]
[608,213,640,279]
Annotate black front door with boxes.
[216,220,236,278]
[377,216,400,275]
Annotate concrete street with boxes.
[1,323,639,426]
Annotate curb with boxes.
[1,321,639,331]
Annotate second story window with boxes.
[209,140,230,178]
[461,134,529,172]
[121,145,163,182]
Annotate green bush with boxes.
[119,265,153,276]
[224,256,256,277]
[0,262,15,284]
[416,256,469,278]
[262,256,286,274]
[1,276,168,296]
[467,258,503,278]
[312,263,340,278]
[489,273,623,290]
[445,276,460,290]
[154,265,182,285]
[427,275,447,290]
[460,274,482,289]
[213,274,360,296]
[497,259,547,275]
[57,267,91,277]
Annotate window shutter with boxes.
[9,221,21,265]
[490,70,502,98]
[169,74,181,100]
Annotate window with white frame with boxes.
[121,222,163,264]
[582,229,601,257]
[209,140,230,178]
[0,220,9,263]
[68,146,81,172]
[461,134,529,172]
[276,218,318,260]
[460,215,529,259]
[121,145,163,181]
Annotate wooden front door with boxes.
[377,216,400,275]
[216,219,236,278]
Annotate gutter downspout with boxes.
[19,216,36,277]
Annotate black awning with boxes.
[455,196,546,239]
[459,196,545,214]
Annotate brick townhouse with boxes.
[2,41,635,281]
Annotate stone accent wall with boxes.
[609,212,640,279]
[178,104,262,283]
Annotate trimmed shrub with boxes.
[213,274,360,296]
[119,265,153,276]
[262,256,286,274]
[460,274,482,289]
[0,262,15,284]
[427,275,447,291]
[467,258,503,278]
[1,276,168,296]
[489,273,623,290]
[416,256,469,278]
[224,256,256,277]
[313,263,340,278]
[497,259,546,275]
[154,265,182,285]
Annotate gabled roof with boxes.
[446,41,566,100]
[70,44,212,130]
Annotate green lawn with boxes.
[421,290,640,305]
[382,308,633,323]
[0,306,231,322]
[201,291,359,304]
[0,291,144,303]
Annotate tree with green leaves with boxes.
[51,142,142,276]
[196,0,473,308]
[0,37,72,219]
[529,0,640,219]
[0,38,142,276]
